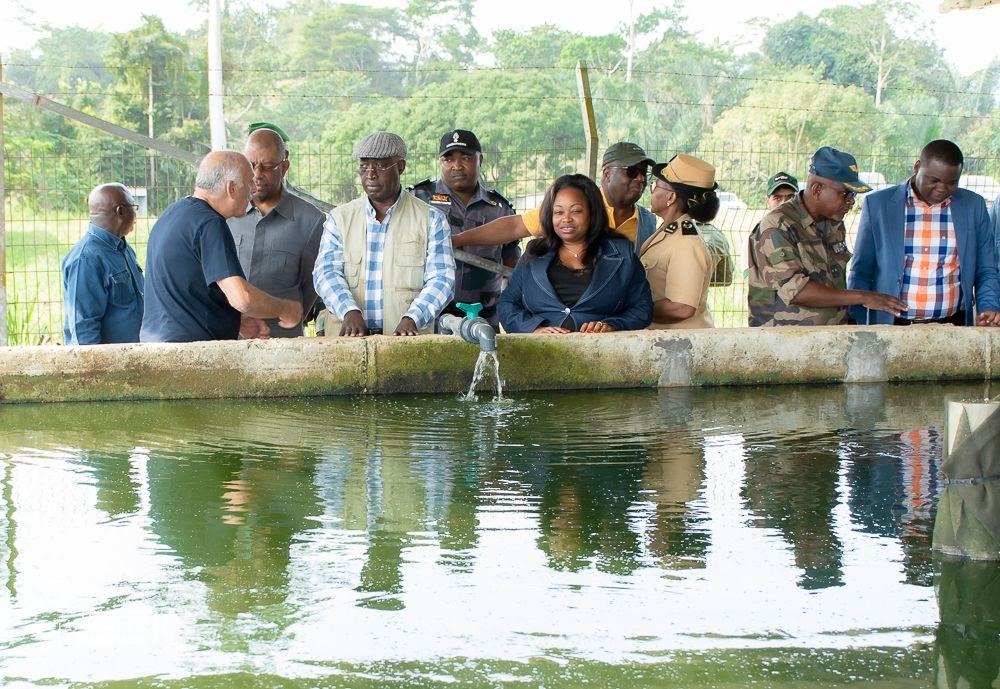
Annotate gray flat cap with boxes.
[354,131,407,159]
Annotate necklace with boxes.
[561,245,582,259]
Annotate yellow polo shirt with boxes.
[522,191,639,243]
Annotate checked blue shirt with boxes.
[313,192,455,330]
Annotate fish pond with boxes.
[0,383,997,688]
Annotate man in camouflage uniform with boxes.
[748,147,906,326]
[408,129,517,328]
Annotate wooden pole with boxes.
[0,61,7,346]
[576,61,598,180]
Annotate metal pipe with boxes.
[439,314,496,353]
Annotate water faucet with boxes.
[438,303,497,353]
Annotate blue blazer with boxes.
[848,183,1000,325]
[498,236,653,333]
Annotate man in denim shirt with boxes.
[62,183,144,344]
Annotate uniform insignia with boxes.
[431,194,452,204]
[832,241,848,253]
[453,132,460,143]
[681,220,698,235]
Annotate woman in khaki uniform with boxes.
[639,154,720,329]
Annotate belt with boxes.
[368,327,384,335]
[894,310,964,326]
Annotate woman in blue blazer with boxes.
[498,174,653,334]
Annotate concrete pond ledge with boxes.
[0,324,997,404]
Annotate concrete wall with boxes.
[0,325,997,404]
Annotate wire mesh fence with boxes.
[3,119,1000,344]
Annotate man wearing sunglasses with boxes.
[849,139,1000,327]
[62,183,145,344]
[313,131,455,337]
[748,146,907,326]
[451,141,658,253]
[227,124,325,337]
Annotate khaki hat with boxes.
[652,154,717,190]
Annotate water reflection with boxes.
[0,382,990,686]
[934,556,1000,689]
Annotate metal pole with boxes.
[576,61,598,180]
[0,60,6,346]
[207,0,227,150]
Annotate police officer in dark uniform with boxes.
[408,129,519,328]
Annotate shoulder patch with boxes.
[486,188,514,210]
[681,220,699,235]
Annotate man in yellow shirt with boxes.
[451,142,658,252]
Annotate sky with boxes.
[1,0,998,75]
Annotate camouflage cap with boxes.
[809,147,871,193]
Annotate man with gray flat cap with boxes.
[452,141,659,252]
[227,124,324,337]
[408,129,517,328]
[313,131,455,337]
[748,146,907,326]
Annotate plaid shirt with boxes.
[901,183,960,320]
[314,193,454,330]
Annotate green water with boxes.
[0,384,997,688]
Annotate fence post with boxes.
[576,61,598,180]
[0,60,7,346]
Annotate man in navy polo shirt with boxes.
[140,151,302,342]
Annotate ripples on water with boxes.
[0,382,996,687]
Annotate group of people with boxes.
[61,125,1000,346]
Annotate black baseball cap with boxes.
[440,129,482,155]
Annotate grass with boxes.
[4,213,153,345]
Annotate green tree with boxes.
[491,25,576,69]
[699,67,912,197]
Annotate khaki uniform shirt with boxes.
[639,215,714,329]
[747,193,851,326]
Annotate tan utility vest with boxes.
[328,191,434,333]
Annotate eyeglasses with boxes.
[116,203,139,212]
[358,160,400,175]
[818,182,857,201]
[608,165,650,185]
[250,160,285,173]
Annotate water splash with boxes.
[461,351,503,401]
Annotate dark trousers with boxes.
[894,310,965,326]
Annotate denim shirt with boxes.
[62,223,144,344]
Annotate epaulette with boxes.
[407,179,436,203]
[485,187,514,212]
[665,219,698,235]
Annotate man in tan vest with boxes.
[313,131,455,336]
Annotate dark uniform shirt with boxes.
[408,178,517,325]
[227,188,324,337]
[747,193,852,326]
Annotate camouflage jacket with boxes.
[747,194,852,326]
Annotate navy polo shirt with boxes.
[140,196,246,342]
